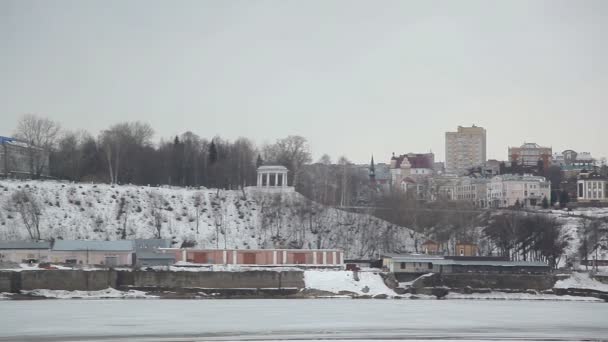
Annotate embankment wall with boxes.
[0,270,305,292]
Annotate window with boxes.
[428,262,433,269]
[400,262,405,269]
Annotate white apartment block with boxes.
[487,174,551,208]
[445,125,486,176]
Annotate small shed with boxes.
[455,242,478,257]
[421,240,440,254]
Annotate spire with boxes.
[369,155,376,182]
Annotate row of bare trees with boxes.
[11,115,313,190]
[483,212,570,268]
[578,218,608,270]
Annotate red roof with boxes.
[392,153,434,169]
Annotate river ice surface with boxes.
[1,299,607,341]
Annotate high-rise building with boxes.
[445,125,486,175]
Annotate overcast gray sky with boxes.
[1,0,607,164]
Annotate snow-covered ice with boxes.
[1,299,607,341]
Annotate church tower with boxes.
[369,155,376,183]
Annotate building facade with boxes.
[0,241,51,263]
[389,153,435,194]
[488,174,551,208]
[0,136,50,178]
[50,240,134,266]
[445,125,486,175]
[508,143,552,169]
[577,171,608,203]
[454,177,489,208]
[166,248,344,267]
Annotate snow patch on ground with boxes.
[304,270,396,296]
[554,272,608,293]
[0,292,11,300]
[21,287,157,299]
[399,273,434,288]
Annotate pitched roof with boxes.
[0,241,51,250]
[52,240,134,252]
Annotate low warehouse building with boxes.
[164,248,344,267]
[0,241,51,264]
[383,254,550,280]
[50,240,134,266]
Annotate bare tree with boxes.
[99,122,154,184]
[7,190,42,240]
[14,114,61,178]
[263,135,311,187]
[149,192,165,239]
[192,191,204,234]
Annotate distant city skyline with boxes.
[2,0,607,164]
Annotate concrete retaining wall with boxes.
[19,270,117,291]
[593,275,608,285]
[123,270,304,289]
[1,270,305,293]
[413,273,556,290]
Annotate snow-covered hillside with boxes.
[0,180,418,258]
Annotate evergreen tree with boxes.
[209,140,218,165]
[542,196,549,209]
[256,154,263,168]
[559,190,570,208]
[514,199,521,209]
[172,136,184,185]
[536,159,544,176]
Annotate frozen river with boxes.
[1,299,607,341]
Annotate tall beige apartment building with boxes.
[445,125,486,175]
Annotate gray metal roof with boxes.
[134,239,172,250]
[383,253,444,261]
[136,251,176,260]
[432,259,549,267]
[52,240,134,252]
[0,241,51,250]
[388,254,548,267]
